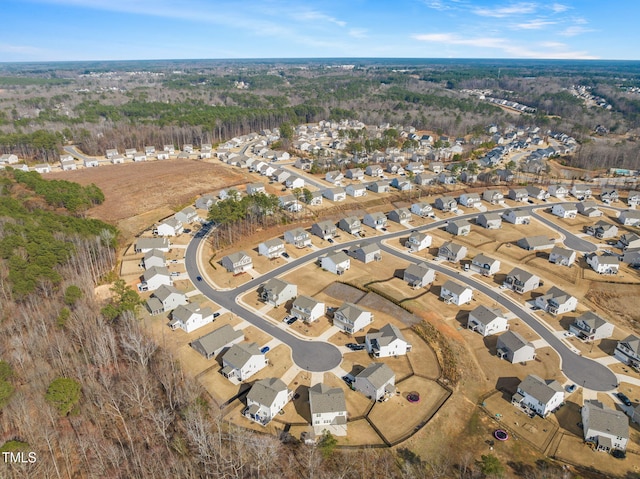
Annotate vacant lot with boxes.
[51,159,247,240]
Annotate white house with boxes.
[348,242,381,264]
[169,303,214,333]
[175,206,198,225]
[411,202,433,217]
[476,213,502,229]
[190,324,244,359]
[362,212,388,230]
[459,193,481,208]
[627,191,640,208]
[434,196,457,212]
[325,170,344,185]
[512,375,564,417]
[438,241,467,263]
[285,175,305,189]
[585,253,619,275]
[354,363,395,401]
[403,262,436,288]
[83,158,99,168]
[258,238,286,258]
[155,217,183,237]
[141,249,166,270]
[260,278,297,307]
[569,311,614,342]
[548,185,568,198]
[470,253,500,276]
[245,378,291,425]
[503,267,540,294]
[551,203,577,219]
[309,383,347,436]
[284,228,311,248]
[322,187,347,202]
[576,200,602,217]
[135,237,170,254]
[467,305,508,336]
[483,189,504,204]
[365,323,412,358]
[140,266,172,292]
[33,164,52,174]
[614,335,640,368]
[534,286,577,315]
[345,184,367,197]
[619,210,640,226]
[246,182,266,195]
[291,295,325,322]
[221,342,267,381]
[221,251,253,274]
[440,280,473,306]
[496,331,536,363]
[508,188,529,202]
[582,400,629,453]
[548,246,576,267]
[321,251,350,275]
[333,302,372,334]
[146,285,187,315]
[0,153,19,164]
[405,231,432,252]
[502,209,531,225]
[570,184,592,200]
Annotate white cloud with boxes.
[514,19,556,30]
[473,2,537,18]
[560,25,594,37]
[348,28,368,39]
[550,3,570,13]
[291,9,347,27]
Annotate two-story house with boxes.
[333,302,372,334]
[403,262,436,288]
[496,331,536,363]
[614,335,640,368]
[221,342,267,381]
[511,374,564,417]
[503,267,540,294]
[260,278,297,307]
[548,245,576,266]
[438,241,467,263]
[534,286,577,315]
[338,216,362,235]
[291,295,325,322]
[258,238,286,258]
[311,220,337,240]
[569,311,614,342]
[467,305,508,336]
[405,231,432,252]
[245,378,291,425]
[440,280,473,306]
[354,363,395,401]
[284,228,312,248]
[362,212,388,230]
[582,400,629,452]
[221,251,253,274]
[309,383,347,436]
[169,303,214,333]
[470,253,501,276]
[476,212,502,229]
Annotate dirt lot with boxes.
[52,158,248,241]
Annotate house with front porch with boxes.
[585,220,618,239]
[627,191,640,208]
[459,193,481,208]
[582,400,629,453]
[140,266,172,292]
[354,363,395,401]
[438,241,467,263]
[512,375,564,417]
[548,185,568,198]
[325,170,344,185]
[508,188,529,202]
[245,378,291,426]
[503,267,540,294]
[618,233,640,251]
[338,216,362,235]
[576,200,602,217]
[614,335,640,368]
[284,228,311,248]
[311,220,337,240]
[333,302,372,333]
[221,342,267,381]
[403,262,435,288]
[526,185,549,200]
[169,303,214,333]
[470,253,500,276]
[534,286,577,315]
[146,285,187,315]
[467,305,508,337]
[410,202,433,217]
[260,278,297,307]
[476,213,502,229]
[221,251,253,274]
[388,208,412,224]
[440,280,473,306]
[483,189,504,204]
[291,295,325,322]
[366,323,412,358]
[585,253,619,274]
[190,325,244,359]
[365,165,384,177]
[571,184,592,200]
[363,212,387,230]
[569,311,614,342]
[552,203,578,219]
[496,331,536,363]
[435,196,457,212]
[405,231,432,252]
[548,246,576,266]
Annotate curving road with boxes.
[185,201,625,379]
[531,210,597,253]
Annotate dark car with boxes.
[260,346,270,354]
[196,276,203,282]
[566,384,577,393]
[346,343,366,351]
[342,375,353,385]
[617,392,632,406]
[282,252,290,259]
[213,312,221,319]
[285,316,298,325]
[327,238,334,244]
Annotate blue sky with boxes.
[1,0,638,62]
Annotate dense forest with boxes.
[1,59,639,169]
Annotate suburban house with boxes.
[470,253,501,276]
[388,208,412,224]
[363,212,388,230]
[406,162,424,174]
[623,249,640,267]
[60,157,76,170]
[284,228,312,248]
[483,189,504,204]
[619,210,640,226]
[285,175,305,189]
[618,233,640,251]
[221,251,253,274]
[476,212,502,229]
[526,185,549,200]
[325,170,344,185]
[570,184,592,200]
[366,323,412,358]
[345,184,367,198]
[576,200,602,217]
[405,231,432,252]
[195,194,217,210]
[440,280,473,306]
[321,251,350,275]
[156,217,183,237]
[345,168,364,181]
[503,267,540,294]
[175,206,198,224]
[585,220,618,239]
[0,153,19,164]
[105,148,118,159]
[502,209,531,226]
[459,193,482,208]
[354,363,396,401]
[146,285,187,315]
[392,179,413,191]
[260,278,297,307]
[272,169,291,184]
[467,305,508,336]
[534,286,577,315]
[33,164,51,174]
[548,185,568,198]
[438,241,467,263]
[190,324,244,359]
[446,219,471,236]
[627,191,640,208]
[403,262,436,288]
[614,335,640,368]
[291,295,325,322]
[169,303,214,333]
[309,383,347,436]
[548,246,577,267]
[348,242,382,264]
[307,191,323,206]
[135,237,170,253]
[141,249,166,269]
[366,180,391,193]
[434,196,457,212]
[508,188,529,202]
[585,253,620,275]
[551,203,578,219]
[140,266,172,291]
[414,173,436,186]
[429,161,444,173]
[517,235,555,251]
[410,202,433,217]
[333,302,372,334]
[511,375,564,417]
[386,162,404,175]
[163,144,175,154]
[365,165,384,177]
[569,311,614,342]
[322,187,347,202]
[496,331,536,363]
[258,238,286,258]
[311,220,337,240]
[600,189,619,203]
[219,188,239,200]
[221,342,267,381]
[582,400,629,452]
[245,378,291,426]
[338,216,362,235]
[246,183,266,195]
[156,151,170,160]
[144,146,155,155]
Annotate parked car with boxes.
[342,375,353,386]
[282,252,290,259]
[284,316,298,325]
[346,343,366,351]
[213,312,221,319]
[260,346,270,354]
[566,384,577,393]
[196,276,203,282]
[617,392,632,406]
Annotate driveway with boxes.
[531,210,597,253]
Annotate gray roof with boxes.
[472,253,499,266]
[442,279,471,296]
[152,284,183,302]
[478,212,502,222]
[574,311,608,330]
[309,383,346,415]
[583,400,629,440]
[336,302,369,322]
[191,325,244,356]
[507,267,538,283]
[619,335,640,355]
[518,374,564,404]
[340,216,361,228]
[171,303,213,323]
[441,241,465,255]
[143,265,170,281]
[262,237,284,248]
[293,295,323,310]
[408,231,428,242]
[314,220,336,231]
[540,286,574,305]
[550,245,574,257]
[225,251,250,264]
[135,237,169,250]
[450,219,470,228]
[405,262,432,279]
[146,297,163,312]
[519,235,554,248]
[144,248,166,262]
[469,304,505,325]
[247,377,288,407]
[356,363,395,389]
[497,330,534,352]
[365,211,387,220]
[367,323,408,348]
[286,227,308,238]
[223,342,263,369]
[262,277,294,295]
[325,250,350,264]
[352,241,380,255]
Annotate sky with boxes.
[1,0,639,62]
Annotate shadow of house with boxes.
[496,376,521,399]
[599,338,619,355]
[558,314,578,331]
[292,385,312,424]
[493,273,507,286]
[347,364,367,377]
[483,335,499,354]
[454,309,472,328]
[553,399,584,436]
[393,268,405,279]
